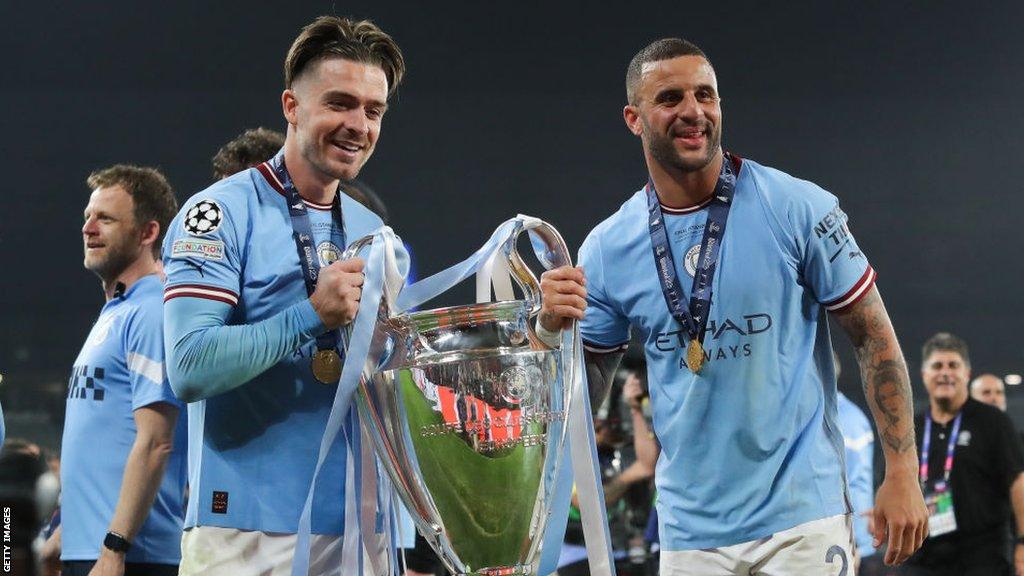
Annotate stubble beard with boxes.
[645,118,721,174]
[301,133,366,183]
[85,235,139,285]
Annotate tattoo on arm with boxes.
[834,287,916,454]
[584,350,624,415]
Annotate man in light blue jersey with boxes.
[537,38,928,574]
[162,16,406,575]
[57,165,186,576]
[834,352,880,570]
[839,393,879,563]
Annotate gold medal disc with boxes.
[686,340,705,373]
[312,350,342,384]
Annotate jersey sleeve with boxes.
[787,185,875,312]
[578,232,630,353]
[123,304,182,411]
[162,189,246,306]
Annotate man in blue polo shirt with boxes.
[537,38,928,574]
[162,16,407,575]
[59,165,186,576]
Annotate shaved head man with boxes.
[971,374,1007,412]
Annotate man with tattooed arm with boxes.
[536,37,928,575]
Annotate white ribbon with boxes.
[293,217,614,575]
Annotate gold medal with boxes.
[686,339,705,373]
[311,349,342,384]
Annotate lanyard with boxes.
[921,412,963,484]
[645,154,736,344]
[268,152,346,354]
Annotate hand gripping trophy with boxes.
[300,216,615,576]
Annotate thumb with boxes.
[336,256,365,272]
[872,507,887,547]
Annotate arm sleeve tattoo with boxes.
[833,286,917,455]
[583,350,624,415]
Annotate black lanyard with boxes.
[646,155,736,346]
[268,151,346,355]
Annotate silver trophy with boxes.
[343,220,577,576]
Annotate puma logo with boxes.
[184,259,207,277]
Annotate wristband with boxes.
[534,319,562,348]
[103,531,131,553]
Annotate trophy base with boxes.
[459,565,533,576]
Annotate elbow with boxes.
[167,359,209,403]
[636,462,656,480]
[136,432,175,462]
[167,333,221,402]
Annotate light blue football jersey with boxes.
[60,275,187,563]
[580,156,875,551]
[837,392,876,557]
[162,162,386,534]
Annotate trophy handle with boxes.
[504,219,573,317]
[341,234,377,262]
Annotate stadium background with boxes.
[1,1,1022,463]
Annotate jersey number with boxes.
[825,545,848,576]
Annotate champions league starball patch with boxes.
[184,200,223,236]
[684,244,701,277]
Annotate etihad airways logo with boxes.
[654,312,773,365]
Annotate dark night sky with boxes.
[2,1,1023,427]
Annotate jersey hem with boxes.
[659,506,847,552]
[61,551,182,564]
[184,520,344,536]
[581,339,629,354]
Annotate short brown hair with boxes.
[921,332,971,367]
[86,165,178,258]
[212,127,285,179]
[284,16,405,97]
[626,38,709,105]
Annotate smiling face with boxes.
[922,350,971,412]
[82,186,144,282]
[625,55,722,174]
[284,57,389,182]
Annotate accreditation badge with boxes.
[924,480,957,537]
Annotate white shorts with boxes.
[660,514,855,576]
[179,526,344,576]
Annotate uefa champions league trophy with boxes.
[341,218,581,576]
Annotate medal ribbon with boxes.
[269,151,346,358]
[921,412,963,485]
[646,154,737,349]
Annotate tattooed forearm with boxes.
[868,357,916,452]
[833,287,917,455]
[584,350,624,415]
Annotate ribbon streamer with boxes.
[294,217,614,575]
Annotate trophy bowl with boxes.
[350,222,575,576]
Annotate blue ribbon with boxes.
[291,231,392,576]
[293,217,614,575]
